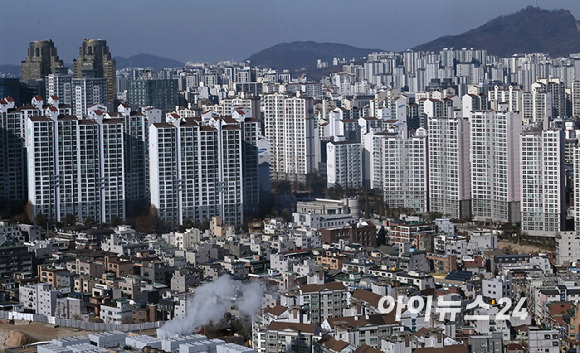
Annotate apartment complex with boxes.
[264,93,316,183]
[383,127,428,213]
[73,39,116,105]
[150,113,256,227]
[25,111,125,223]
[428,114,471,219]
[520,129,565,235]
[470,111,522,223]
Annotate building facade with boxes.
[21,40,65,82]
[520,129,565,236]
[326,140,362,189]
[264,93,316,183]
[470,111,522,223]
[73,39,116,105]
[25,112,125,224]
[428,114,471,219]
[383,127,428,213]
[149,115,247,227]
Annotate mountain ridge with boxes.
[245,41,384,71]
[413,6,580,57]
[114,53,184,70]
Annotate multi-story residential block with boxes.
[25,113,125,223]
[488,85,522,112]
[482,276,512,302]
[428,113,471,219]
[470,111,522,223]
[522,91,552,126]
[388,220,436,245]
[322,314,403,349]
[520,128,565,235]
[556,231,580,265]
[261,322,322,353]
[326,139,362,189]
[73,39,116,105]
[320,220,377,247]
[19,283,60,316]
[232,108,260,217]
[126,78,179,115]
[71,77,108,117]
[361,130,388,190]
[21,40,65,82]
[572,81,580,117]
[114,104,163,216]
[263,93,316,183]
[100,300,132,324]
[383,127,428,213]
[531,78,567,119]
[527,327,560,353]
[46,74,72,105]
[0,103,37,206]
[282,282,349,325]
[149,114,247,227]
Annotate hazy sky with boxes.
[3,0,580,65]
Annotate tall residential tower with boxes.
[73,39,116,105]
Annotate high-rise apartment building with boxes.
[263,93,316,183]
[326,139,362,189]
[488,85,522,112]
[25,111,125,224]
[115,104,163,216]
[21,40,65,82]
[73,39,116,105]
[428,113,471,219]
[0,99,32,209]
[531,78,568,119]
[522,91,551,126]
[470,111,522,223]
[383,127,428,213]
[46,74,72,105]
[149,114,247,227]
[362,130,389,190]
[126,78,179,115]
[71,78,108,117]
[572,81,580,117]
[520,128,565,236]
[573,147,580,237]
[231,109,260,218]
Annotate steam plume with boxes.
[158,275,263,338]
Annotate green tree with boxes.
[34,213,48,228]
[64,213,76,226]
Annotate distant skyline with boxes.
[3,0,580,65]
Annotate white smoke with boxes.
[158,275,263,338]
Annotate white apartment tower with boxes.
[428,113,471,219]
[573,147,580,236]
[488,85,522,112]
[572,81,580,117]
[520,129,565,236]
[522,91,552,126]
[326,139,362,189]
[263,93,316,183]
[149,115,245,227]
[383,127,428,213]
[25,113,125,223]
[531,78,567,118]
[470,111,522,223]
[361,130,389,190]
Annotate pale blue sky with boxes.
[2,0,580,64]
